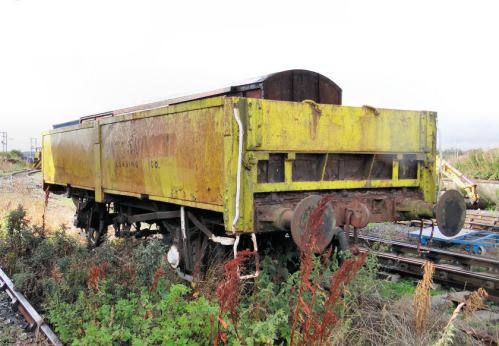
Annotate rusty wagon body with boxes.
[42,70,464,278]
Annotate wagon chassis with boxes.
[63,185,239,278]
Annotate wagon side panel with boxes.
[99,106,226,209]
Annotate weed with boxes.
[216,249,254,343]
[379,280,416,299]
[1,202,491,345]
[5,204,29,237]
[413,261,435,336]
[434,288,489,346]
[450,148,499,180]
[463,288,488,317]
[289,195,369,345]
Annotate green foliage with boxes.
[46,282,219,345]
[379,280,416,299]
[1,214,315,345]
[3,203,468,345]
[0,150,23,162]
[133,240,167,287]
[451,148,499,180]
[8,150,22,161]
[5,204,29,236]
[234,257,298,344]
[0,150,29,174]
[432,322,455,346]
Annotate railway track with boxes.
[465,210,499,231]
[354,233,499,297]
[9,168,41,177]
[0,268,61,346]
[399,209,499,232]
[0,168,41,181]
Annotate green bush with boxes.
[45,282,219,345]
[1,205,401,345]
[452,148,499,180]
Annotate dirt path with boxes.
[0,172,77,235]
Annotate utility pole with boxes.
[0,132,7,152]
[30,137,38,159]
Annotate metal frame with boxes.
[416,230,499,254]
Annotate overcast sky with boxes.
[1,0,498,152]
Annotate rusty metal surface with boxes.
[42,126,96,189]
[42,70,438,236]
[100,106,225,207]
[262,69,341,105]
[366,249,498,296]
[290,195,336,252]
[465,210,499,231]
[244,100,432,153]
[75,69,341,124]
[436,190,467,237]
[354,233,499,269]
[255,188,427,232]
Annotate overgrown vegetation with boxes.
[0,150,28,175]
[0,205,494,345]
[443,148,499,180]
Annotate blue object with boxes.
[409,227,498,254]
[52,120,80,129]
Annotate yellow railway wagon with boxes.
[42,70,465,278]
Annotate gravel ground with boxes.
[0,290,44,346]
[363,222,417,242]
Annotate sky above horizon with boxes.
[0,0,498,152]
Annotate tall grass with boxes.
[1,205,493,345]
[0,150,29,175]
[450,148,499,180]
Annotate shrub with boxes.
[46,281,219,345]
[451,148,499,180]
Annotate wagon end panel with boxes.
[233,98,438,235]
[243,99,437,205]
[42,126,96,190]
[246,99,427,153]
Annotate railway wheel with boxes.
[85,205,107,249]
[87,225,105,248]
[290,195,336,253]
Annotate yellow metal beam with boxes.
[253,179,419,193]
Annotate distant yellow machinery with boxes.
[437,156,479,205]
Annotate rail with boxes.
[355,233,499,269]
[11,169,41,177]
[0,169,41,179]
[465,210,499,231]
[0,268,62,346]
[354,234,499,297]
